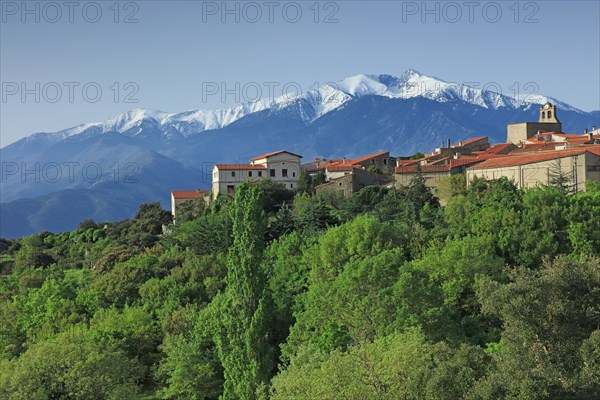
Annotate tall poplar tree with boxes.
[215,182,272,399]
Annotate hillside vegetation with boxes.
[1,175,599,399]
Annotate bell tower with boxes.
[539,101,560,123]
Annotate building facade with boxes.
[507,102,563,144]
[466,147,600,192]
[212,150,302,198]
[315,167,391,198]
[171,190,208,219]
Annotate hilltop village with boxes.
[172,102,600,217]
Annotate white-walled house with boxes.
[212,150,302,198]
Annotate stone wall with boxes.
[507,122,563,144]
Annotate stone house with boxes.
[395,158,485,196]
[171,189,208,219]
[315,167,392,198]
[507,102,563,144]
[466,146,600,192]
[347,151,395,173]
[212,150,302,198]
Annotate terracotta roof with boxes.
[453,136,488,147]
[309,159,358,173]
[509,142,578,154]
[395,158,484,173]
[396,159,418,165]
[349,151,389,165]
[215,164,267,170]
[482,143,517,155]
[172,190,205,199]
[249,150,303,161]
[526,133,597,145]
[539,132,582,139]
[469,146,600,169]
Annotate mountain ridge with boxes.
[1,70,599,238]
[4,69,590,150]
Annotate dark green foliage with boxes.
[266,202,295,241]
[406,168,440,211]
[1,175,599,399]
[295,169,314,195]
[409,151,425,160]
[438,173,467,200]
[312,171,326,186]
[367,164,383,174]
[255,179,295,213]
[475,256,600,399]
[293,194,340,233]
[549,158,575,194]
[135,203,173,235]
[567,184,600,256]
[78,218,97,230]
[175,197,209,224]
[341,185,389,216]
[174,212,230,255]
[14,233,56,272]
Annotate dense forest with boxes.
[1,171,599,400]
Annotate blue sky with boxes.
[1,0,599,146]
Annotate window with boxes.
[249,171,253,177]
[270,169,276,177]
[292,172,296,177]
[383,159,387,165]
[548,111,552,118]
[258,171,262,177]
[227,185,235,194]
[542,111,546,118]
[282,169,288,177]
[231,171,235,177]
[290,183,294,189]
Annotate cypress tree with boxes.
[215,182,272,399]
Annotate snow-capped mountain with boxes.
[14,69,587,146]
[2,69,598,238]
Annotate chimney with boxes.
[447,138,451,148]
[584,128,588,134]
[441,140,445,149]
[589,131,593,141]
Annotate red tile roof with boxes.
[215,164,267,170]
[396,159,418,165]
[326,164,357,172]
[309,160,343,173]
[469,146,600,169]
[539,132,582,139]
[453,136,488,147]
[509,141,582,154]
[172,190,206,199]
[395,158,484,173]
[482,143,517,155]
[249,150,303,161]
[349,151,389,165]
